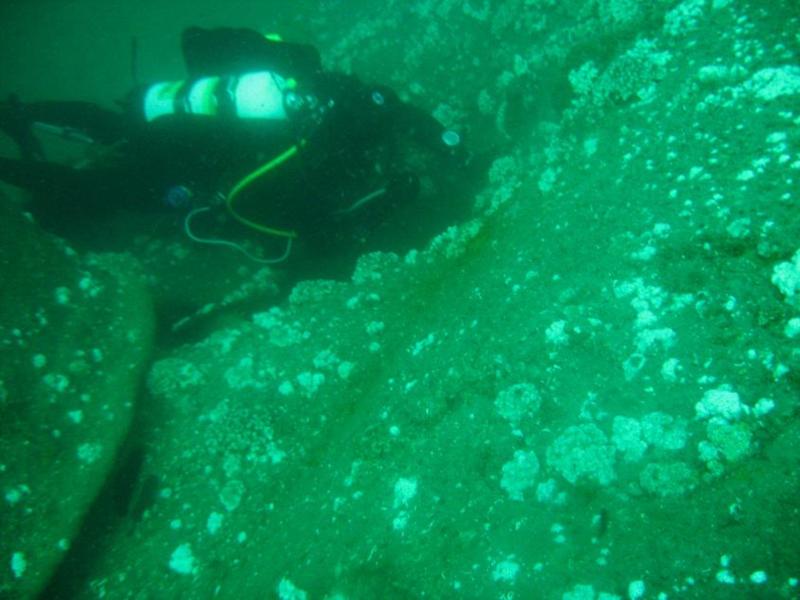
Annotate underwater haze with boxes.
[1,0,800,599]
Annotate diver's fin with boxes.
[0,156,84,194]
[181,27,322,79]
[0,156,130,228]
[1,98,126,154]
[0,95,46,161]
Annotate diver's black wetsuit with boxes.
[0,27,470,256]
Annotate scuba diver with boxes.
[0,26,474,265]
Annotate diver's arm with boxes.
[392,101,466,166]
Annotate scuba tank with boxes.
[142,71,306,122]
